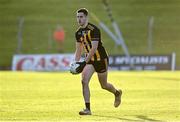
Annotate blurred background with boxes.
[0,0,180,70]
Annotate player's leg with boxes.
[97,71,122,107]
[79,64,95,115]
[97,71,116,93]
[81,64,94,104]
[96,59,122,107]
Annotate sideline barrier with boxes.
[12,53,176,71]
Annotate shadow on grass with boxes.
[92,114,139,121]
[136,115,162,122]
[93,114,163,121]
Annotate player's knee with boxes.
[81,79,89,86]
[101,84,107,90]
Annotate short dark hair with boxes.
[77,8,88,16]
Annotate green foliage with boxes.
[0,0,180,66]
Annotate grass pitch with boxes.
[0,71,180,121]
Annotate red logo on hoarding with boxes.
[16,57,34,70]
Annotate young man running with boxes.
[73,8,122,115]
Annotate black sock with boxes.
[115,90,120,96]
[85,103,90,110]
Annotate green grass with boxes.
[0,0,180,67]
[0,71,180,121]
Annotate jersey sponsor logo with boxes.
[78,32,81,35]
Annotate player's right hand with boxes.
[76,61,86,73]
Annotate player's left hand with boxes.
[76,61,86,73]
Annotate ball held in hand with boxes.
[70,62,80,74]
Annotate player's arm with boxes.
[85,28,100,63]
[76,41,98,73]
[75,42,82,62]
[85,41,98,63]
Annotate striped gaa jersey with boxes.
[75,23,108,62]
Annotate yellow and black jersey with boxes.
[75,23,108,62]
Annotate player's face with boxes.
[76,12,87,26]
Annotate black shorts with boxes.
[87,58,109,73]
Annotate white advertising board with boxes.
[12,54,74,71]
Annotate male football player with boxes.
[73,8,122,115]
